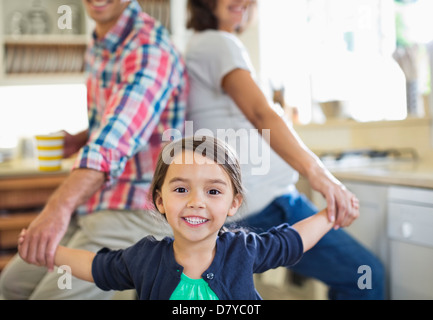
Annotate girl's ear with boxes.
[227,193,243,217]
[155,190,165,214]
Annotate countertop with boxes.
[329,159,433,189]
[1,157,432,190]
[0,158,74,179]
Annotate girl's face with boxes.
[214,0,251,32]
[155,150,242,245]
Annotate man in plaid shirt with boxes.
[1,0,187,299]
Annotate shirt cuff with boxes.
[73,143,127,185]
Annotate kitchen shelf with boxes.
[5,43,85,75]
[4,34,88,45]
[0,0,89,85]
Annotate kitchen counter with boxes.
[329,159,433,189]
[0,158,74,179]
[1,157,432,189]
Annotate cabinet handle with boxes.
[401,222,413,239]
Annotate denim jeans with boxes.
[236,192,385,300]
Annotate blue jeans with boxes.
[236,192,385,300]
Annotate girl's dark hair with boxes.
[186,0,218,31]
[150,136,244,211]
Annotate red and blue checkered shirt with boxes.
[73,1,188,214]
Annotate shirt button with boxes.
[206,273,214,280]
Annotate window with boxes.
[257,0,428,123]
[0,84,87,150]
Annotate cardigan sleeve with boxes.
[246,223,304,273]
[92,247,135,292]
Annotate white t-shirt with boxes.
[185,30,298,217]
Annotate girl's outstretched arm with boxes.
[18,229,96,282]
[292,209,335,252]
[54,245,96,282]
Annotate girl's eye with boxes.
[174,187,187,193]
[208,189,221,195]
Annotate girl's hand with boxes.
[18,229,27,258]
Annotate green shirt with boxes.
[169,273,219,300]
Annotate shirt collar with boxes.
[92,0,142,53]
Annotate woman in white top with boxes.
[184,0,384,299]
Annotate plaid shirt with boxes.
[73,1,188,214]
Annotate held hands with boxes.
[18,229,26,255]
[18,228,58,272]
[17,210,70,271]
[308,166,359,229]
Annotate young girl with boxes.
[18,136,341,300]
[184,0,384,300]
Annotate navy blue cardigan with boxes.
[92,223,303,300]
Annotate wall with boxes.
[237,1,433,162]
[294,118,433,162]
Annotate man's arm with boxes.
[18,168,105,271]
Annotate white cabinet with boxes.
[311,180,388,262]
[303,175,433,299]
[343,182,389,269]
[0,0,91,85]
[388,186,433,299]
[311,180,390,297]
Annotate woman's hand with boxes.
[307,165,359,229]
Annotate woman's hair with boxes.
[150,136,244,211]
[186,0,257,33]
[186,0,218,31]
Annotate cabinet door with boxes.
[312,181,389,266]
[343,182,388,265]
[389,240,433,299]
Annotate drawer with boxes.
[0,174,66,210]
[390,240,433,299]
[0,212,38,249]
[389,186,433,206]
[388,202,433,248]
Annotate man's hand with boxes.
[18,208,70,271]
[62,130,88,158]
[18,168,105,271]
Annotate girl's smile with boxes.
[182,216,209,227]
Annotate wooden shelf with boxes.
[4,34,88,46]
